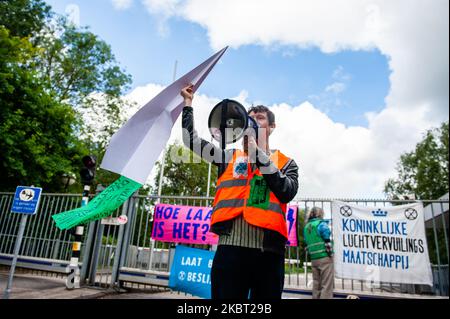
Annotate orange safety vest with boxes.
[211,149,292,238]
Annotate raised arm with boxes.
[180,84,231,169]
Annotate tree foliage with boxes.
[0,0,132,192]
[0,0,51,38]
[384,122,449,200]
[152,142,218,197]
[0,26,87,191]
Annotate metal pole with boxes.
[79,222,96,283]
[150,60,178,271]
[66,185,90,289]
[3,214,28,299]
[439,202,449,264]
[429,202,443,296]
[88,221,104,286]
[110,200,128,288]
[118,193,138,270]
[206,137,213,198]
[80,185,103,283]
[157,60,178,194]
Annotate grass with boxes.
[284,264,312,274]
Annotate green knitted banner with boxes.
[52,176,142,230]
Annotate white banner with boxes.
[331,201,433,286]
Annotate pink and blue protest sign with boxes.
[151,203,298,246]
[286,205,298,246]
[152,204,219,245]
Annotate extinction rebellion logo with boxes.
[404,208,418,221]
[340,205,352,217]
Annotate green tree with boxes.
[0,0,51,38]
[384,122,449,265]
[36,18,131,108]
[384,122,449,200]
[0,0,133,192]
[0,26,88,192]
[34,15,133,190]
[152,141,218,197]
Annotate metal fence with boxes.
[0,192,448,298]
[0,193,89,261]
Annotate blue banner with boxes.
[168,245,215,299]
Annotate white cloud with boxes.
[111,0,133,10]
[325,82,346,94]
[141,0,182,36]
[333,65,351,81]
[140,0,448,120]
[128,0,448,199]
[310,66,350,112]
[141,0,181,16]
[122,83,425,198]
[65,4,80,26]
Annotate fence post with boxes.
[66,185,90,289]
[120,194,137,268]
[3,214,28,299]
[429,203,443,296]
[87,220,104,286]
[80,221,96,284]
[80,185,108,284]
[110,197,131,288]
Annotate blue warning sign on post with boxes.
[11,186,43,215]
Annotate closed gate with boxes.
[80,195,137,288]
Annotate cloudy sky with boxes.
[47,0,449,199]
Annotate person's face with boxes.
[243,111,276,150]
[248,111,275,137]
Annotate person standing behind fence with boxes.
[304,207,334,299]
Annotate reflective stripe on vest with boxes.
[306,242,327,255]
[216,179,248,190]
[213,199,285,218]
[213,198,245,210]
[211,149,291,238]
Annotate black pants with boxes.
[211,245,285,299]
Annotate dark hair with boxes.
[247,105,275,125]
[307,207,324,222]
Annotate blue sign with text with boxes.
[11,186,43,215]
[168,245,215,299]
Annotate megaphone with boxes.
[208,99,258,149]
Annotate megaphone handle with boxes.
[220,99,228,148]
[220,100,228,173]
[218,99,228,177]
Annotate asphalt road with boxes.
[0,270,312,299]
[0,271,191,299]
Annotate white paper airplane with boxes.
[100,47,228,184]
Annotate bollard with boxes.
[66,185,90,289]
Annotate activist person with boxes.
[180,83,299,299]
[304,207,334,299]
